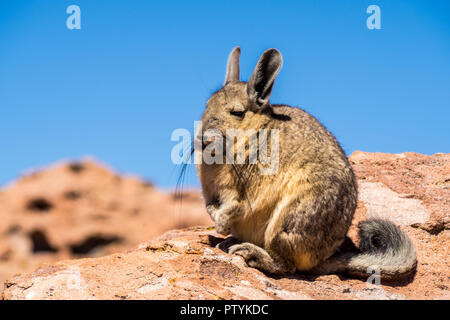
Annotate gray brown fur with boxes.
[196,47,417,279]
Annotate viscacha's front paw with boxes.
[213,211,232,235]
[214,221,231,235]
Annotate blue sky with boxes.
[0,0,449,188]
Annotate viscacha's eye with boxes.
[230,110,245,118]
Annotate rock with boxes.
[357,181,429,225]
[1,152,449,299]
[349,151,449,234]
[0,158,211,294]
[2,225,448,300]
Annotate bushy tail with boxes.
[314,219,417,280]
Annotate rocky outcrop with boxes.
[3,223,449,300]
[0,158,211,294]
[349,151,449,233]
[2,152,449,299]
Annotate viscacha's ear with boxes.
[224,46,241,85]
[247,48,282,107]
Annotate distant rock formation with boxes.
[0,158,211,294]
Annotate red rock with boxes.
[0,158,211,294]
[1,152,449,299]
[349,151,449,233]
[2,225,448,300]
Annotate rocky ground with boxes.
[0,158,211,295]
[1,152,449,299]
